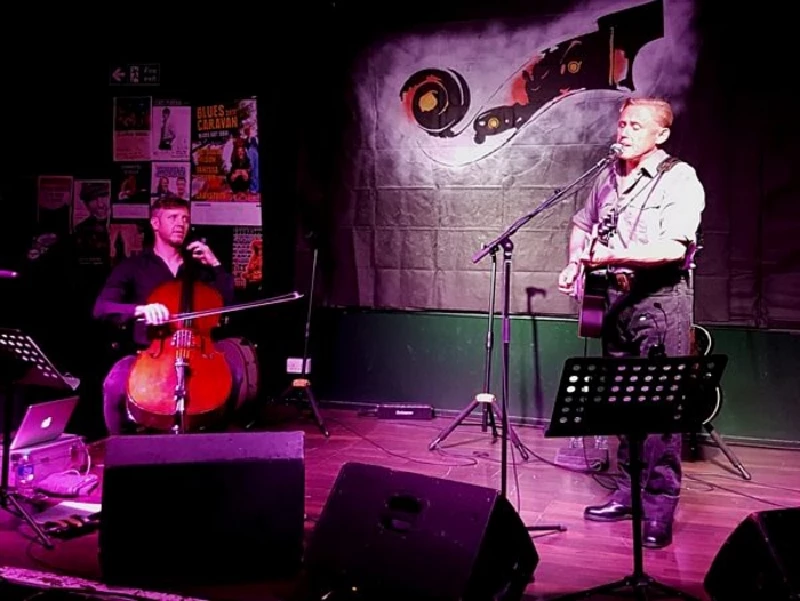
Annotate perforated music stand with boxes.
[0,328,80,549]
[545,352,727,601]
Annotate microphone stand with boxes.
[472,146,620,533]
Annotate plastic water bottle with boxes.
[15,454,34,495]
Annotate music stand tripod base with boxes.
[545,352,727,601]
[279,378,329,438]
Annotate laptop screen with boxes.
[8,396,79,450]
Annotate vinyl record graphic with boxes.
[400,68,471,138]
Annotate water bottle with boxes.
[15,453,35,495]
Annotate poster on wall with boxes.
[190,97,261,226]
[111,162,151,220]
[113,96,152,162]
[232,226,263,291]
[110,223,147,266]
[151,161,190,201]
[30,175,73,261]
[72,179,112,266]
[151,100,191,162]
[36,175,72,236]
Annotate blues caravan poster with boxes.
[189,98,261,226]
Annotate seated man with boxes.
[93,197,242,434]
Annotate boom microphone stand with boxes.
[429,247,527,458]
[472,144,623,532]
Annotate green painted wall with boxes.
[312,309,800,446]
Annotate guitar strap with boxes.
[614,156,683,246]
[656,155,683,174]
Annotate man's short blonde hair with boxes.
[620,97,673,128]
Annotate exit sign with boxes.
[109,64,160,87]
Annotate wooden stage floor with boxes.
[0,407,798,600]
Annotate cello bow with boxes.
[136,291,304,324]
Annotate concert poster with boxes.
[110,223,147,266]
[232,226,263,290]
[111,162,152,220]
[112,96,152,162]
[36,175,72,236]
[72,179,112,266]
[30,175,73,261]
[151,100,191,162]
[151,161,190,202]
[190,97,261,226]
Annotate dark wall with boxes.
[0,7,343,438]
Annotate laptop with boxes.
[8,396,79,450]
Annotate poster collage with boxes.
[34,97,263,292]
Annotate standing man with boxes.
[558,97,705,548]
[93,197,242,435]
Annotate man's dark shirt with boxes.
[93,249,235,348]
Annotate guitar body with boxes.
[575,267,607,338]
[573,223,612,339]
[690,324,722,424]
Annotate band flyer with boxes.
[190,97,261,226]
[72,179,112,266]
[151,100,192,162]
[112,96,152,162]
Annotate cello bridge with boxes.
[172,329,197,349]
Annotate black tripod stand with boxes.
[687,324,750,480]
[546,352,727,600]
[0,329,80,550]
[429,247,527,460]
[277,244,329,438]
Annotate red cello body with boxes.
[126,280,233,432]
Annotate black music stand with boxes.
[545,352,727,601]
[0,328,80,549]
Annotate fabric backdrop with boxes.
[313,0,799,328]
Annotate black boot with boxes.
[643,519,673,548]
[584,501,633,522]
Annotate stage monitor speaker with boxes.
[99,431,305,589]
[304,462,538,601]
[704,507,800,601]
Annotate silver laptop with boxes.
[10,396,79,450]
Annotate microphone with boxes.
[591,143,624,171]
[0,269,19,279]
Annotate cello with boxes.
[126,273,301,433]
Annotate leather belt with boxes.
[608,269,690,293]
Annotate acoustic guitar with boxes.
[573,213,617,338]
[690,323,722,425]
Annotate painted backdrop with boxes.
[325,0,707,317]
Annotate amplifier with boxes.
[375,404,434,420]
